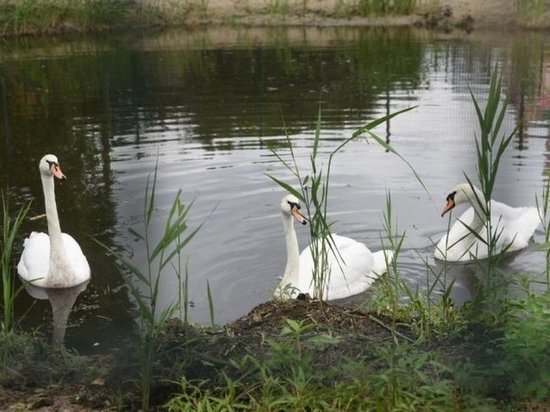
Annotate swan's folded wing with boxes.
[17,232,50,282]
[492,205,540,251]
[62,233,91,278]
[371,249,393,278]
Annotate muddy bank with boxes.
[0,299,400,411]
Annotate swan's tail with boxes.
[371,249,394,279]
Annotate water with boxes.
[1,27,549,351]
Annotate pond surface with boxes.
[1,27,550,352]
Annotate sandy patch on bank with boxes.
[135,0,524,29]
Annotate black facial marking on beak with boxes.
[441,191,457,217]
[446,191,457,202]
[287,200,300,209]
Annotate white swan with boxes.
[274,194,393,300]
[17,154,91,288]
[434,183,540,262]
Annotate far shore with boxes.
[0,0,548,37]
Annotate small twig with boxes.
[368,314,415,344]
[29,213,46,221]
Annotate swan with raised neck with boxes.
[274,193,392,300]
[435,182,540,261]
[17,154,90,288]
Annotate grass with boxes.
[334,0,419,18]
[0,0,127,35]
[516,0,547,28]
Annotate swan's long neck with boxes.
[42,174,70,284]
[467,186,488,228]
[280,213,300,289]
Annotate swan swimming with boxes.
[17,154,91,288]
[434,183,540,262]
[274,194,393,300]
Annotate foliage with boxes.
[0,192,31,364]
[0,0,127,35]
[536,179,550,288]
[98,162,201,411]
[0,193,30,332]
[497,291,550,399]
[357,0,417,16]
[516,0,547,28]
[334,0,418,18]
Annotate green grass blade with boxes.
[266,174,304,202]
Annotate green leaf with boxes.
[266,174,305,202]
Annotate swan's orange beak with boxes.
[50,164,66,180]
[291,206,307,225]
[441,199,455,217]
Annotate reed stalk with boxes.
[97,162,201,411]
[536,179,550,290]
[0,194,31,332]
[465,71,517,293]
[0,192,31,364]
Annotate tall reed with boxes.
[98,162,201,411]
[462,71,517,295]
[1,193,31,332]
[536,179,550,290]
[0,192,31,363]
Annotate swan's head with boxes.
[280,194,307,225]
[39,154,66,180]
[441,183,481,217]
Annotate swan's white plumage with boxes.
[274,194,393,300]
[297,234,393,300]
[17,154,91,288]
[434,183,540,262]
[18,232,90,287]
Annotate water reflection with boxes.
[24,281,88,346]
[0,27,549,345]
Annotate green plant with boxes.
[366,345,458,410]
[516,0,546,27]
[166,375,251,411]
[437,71,517,298]
[206,279,215,326]
[497,291,550,400]
[266,0,290,16]
[98,163,201,411]
[536,179,550,289]
[1,192,31,363]
[80,0,127,27]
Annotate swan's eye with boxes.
[446,191,456,202]
[287,201,301,210]
[45,160,59,168]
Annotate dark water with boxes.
[1,27,549,352]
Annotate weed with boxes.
[266,0,290,16]
[516,0,546,28]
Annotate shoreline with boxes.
[0,0,548,37]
